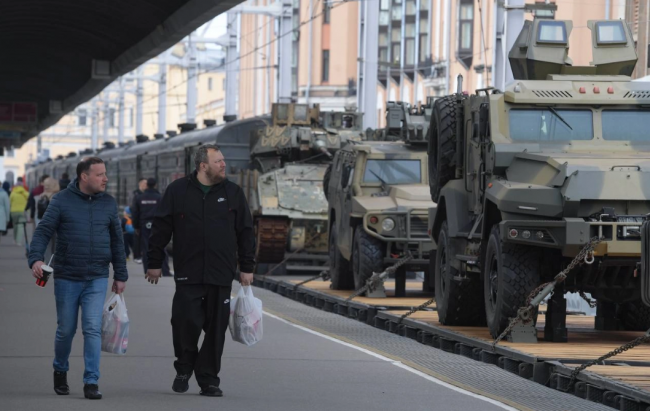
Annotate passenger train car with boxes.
[25,116,270,209]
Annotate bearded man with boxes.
[145,144,256,397]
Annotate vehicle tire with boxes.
[352,228,385,290]
[429,95,460,202]
[323,164,332,201]
[435,221,484,325]
[484,226,540,338]
[617,301,650,331]
[329,223,354,290]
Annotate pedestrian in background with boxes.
[0,183,10,243]
[132,178,171,276]
[9,177,29,246]
[121,206,135,260]
[58,173,71,191]
[146,144,256,397]
[132,177,147,264]
[38,177,60,263]
[2,181,11,196]
[26,174,48,225]
[28,157,128,400]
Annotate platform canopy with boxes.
[0,0,239,149]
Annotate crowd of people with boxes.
[8,144,256,400]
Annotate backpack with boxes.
[37,195,50,219]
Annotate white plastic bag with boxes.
[229,286,263,346]
[101,293,129,355]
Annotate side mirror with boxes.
[479,103,489,139]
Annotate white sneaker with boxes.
[134,259,142,264]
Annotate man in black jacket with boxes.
[131,178,170,276]
[145,144,255,397]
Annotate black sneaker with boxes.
[83,384,102,400]
[172,374,191,393]
[199,385,223,397]
[53,371,69,395]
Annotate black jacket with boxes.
[131,188,162,229]
[147,172,256,286]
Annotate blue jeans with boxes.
[53,278,108,385]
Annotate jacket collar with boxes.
[68,178,105,199]
[189,171,227,193]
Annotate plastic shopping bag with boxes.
[229,286,263,346]
[101,293,129,355]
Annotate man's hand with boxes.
[146,269,162,284]
[240,272,254,286]
[112,280,126,294]
[32,261,44,279]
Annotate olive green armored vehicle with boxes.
[428,18,650,342]
[326,129,436,293]
[244,103,364,273]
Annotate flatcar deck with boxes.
[254,274,650,410]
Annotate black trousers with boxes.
[171,285,232,388]
[141,226,170,276]
[133,231,141,259]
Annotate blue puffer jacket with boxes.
[28,179,128,282]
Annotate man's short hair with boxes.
[146,178,157,188]
[39,174,50,184]
[194,144,221,171]
[17,177,23,183]
[138,178,146,183]
[76,157,104,179]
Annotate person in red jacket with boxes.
[145,144,255,397]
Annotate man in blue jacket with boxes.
[29,156,128,400]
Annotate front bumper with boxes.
[362,210,435,260]
[499,218,643,257]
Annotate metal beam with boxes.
[358,0,379,129]
[277,0,293,102]
[118,76,125,143]
[186,32,198,124]
[225,10,239,120]
[158,52,168,135]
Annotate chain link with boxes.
[346,253,413,302]
[578,291,597,309]
[292,270,330,291]
[397,297,436,325]
[491,237,603,349]
[564,330,650,392]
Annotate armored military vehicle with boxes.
[326,134,436,292]
[367,99,436,143]
[428,18,650,341]
[245,103,365,272]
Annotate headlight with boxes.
[382,218,395,232]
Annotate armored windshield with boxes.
[509,109,593,141]
[363,159,421,184]
[602,110,650,141]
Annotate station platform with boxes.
[0,238,508,411]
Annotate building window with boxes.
[78,109,87,126]
[128,108,134,128]
[208,77,213,91]
[322,50,330,82]
[457,0,474,68]
[323,1,330,24]
[6,147,15,158]
[223,78,226,91]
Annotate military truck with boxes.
[244,103,365,273]
[427,18,650,341]
[326,134,436,292]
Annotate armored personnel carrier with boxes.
[244,103,365,273]
[428,18,650,341]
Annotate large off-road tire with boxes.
[323,164,332,201]
[484,226,541,338]
[329,223,354,290]
[617,301,650,331]
[435,221,485,325]
[351,228,385,290]
[428,95,460,202]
